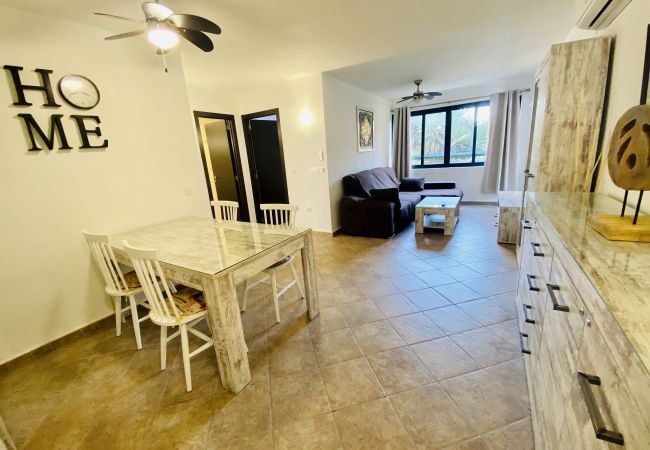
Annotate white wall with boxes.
[566,0,650,213]
[186,84,238,116]
[0,6,210,364]
[186,76,334,232]
[322,75,392,231]
[236,75,332,232]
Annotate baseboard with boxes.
[0,313,115,372]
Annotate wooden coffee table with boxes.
[415,196,461,235]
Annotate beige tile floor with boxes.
[0,205,533,450]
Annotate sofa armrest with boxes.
[340,196,396,238]
[424,181,456,189]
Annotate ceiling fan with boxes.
[397,80,442,104]
[95,1,221,71]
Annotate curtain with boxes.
[481,90,525,194]
[392,106,411,180]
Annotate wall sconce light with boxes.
[299,108,313,127]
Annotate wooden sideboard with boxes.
[516,193,650,449]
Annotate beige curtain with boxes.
[392,106,411,179]
[481,91,523,194]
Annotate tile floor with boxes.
[0,205,533,449]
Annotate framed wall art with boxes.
[357,107,374,152]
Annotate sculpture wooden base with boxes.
[588,215,650,242]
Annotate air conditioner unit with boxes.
[576,0,632,30]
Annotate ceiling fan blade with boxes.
[94,12,145,23]
[424,92,442,99]
[142,2,174,20]
[175,27,214,52]
[105,29,147,40]
[396,97,412,104]
[169,14,221,34]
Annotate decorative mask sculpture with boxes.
[607,104,650,191]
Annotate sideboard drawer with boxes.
[561,317,650,449]
[552,248,650,428]
[528,225,553,280]
[533,338,564,449]
[544,257,587,376]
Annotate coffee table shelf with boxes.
[415,196,461,236]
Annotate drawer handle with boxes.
[526,274,540,291]
[530,242,544,257]
[519,332,531,355]
[545,283,569,312]
[577,372,625,446]
[521,219,533,230]
[523,304,536,324]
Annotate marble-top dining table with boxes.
[110,217,319,393]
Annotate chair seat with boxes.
[263,255,295,273]
[172,287,207,316]
[123,271,142,289]
[105,271,144,296]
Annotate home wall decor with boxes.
[3,65,107,151]
[588,28,650,242]
[642,24,650,104]
[357,106,373,152]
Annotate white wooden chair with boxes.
[241,204,304,322]
[122,241,214,392]
[215,200,239,222]
[83,231,150,349]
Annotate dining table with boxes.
[110,216,319,394]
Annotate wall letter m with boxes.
[17,114,72,151]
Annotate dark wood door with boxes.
[242,109,289,222]
[193,111,249,221]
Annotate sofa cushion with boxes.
[400,177,425,192]
[420,188,464,199]
[343,167,400,199]
[399,192,422,205]
[370,187,400,203]
[424,181,457,190]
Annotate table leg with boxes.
[300,232,319,320]
[201,273,251,393]
[444,213,455,236]
[415,209,424,234]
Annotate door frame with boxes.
[193,111,250,222]
[241,108,290,220]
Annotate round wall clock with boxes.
[58,74,100,110]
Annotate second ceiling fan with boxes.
[397,80,442,104]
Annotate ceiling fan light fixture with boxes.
[147,27,178,50]
[142,2,174,20]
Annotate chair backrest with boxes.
[215,200,239,222]
[121,241,180,325]
[83,230,129,294]
[260,203,297,226]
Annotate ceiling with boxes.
[1,0,576,100]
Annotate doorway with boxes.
[241,109,289,222]
[193,111,249,221]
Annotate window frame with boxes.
[410,100,490,169]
